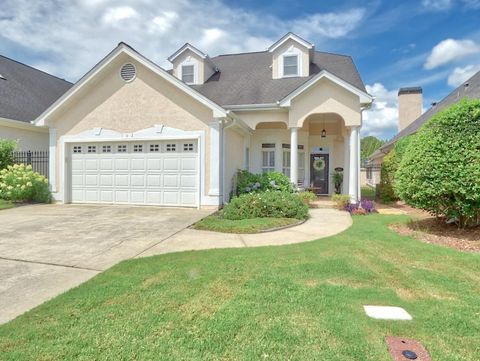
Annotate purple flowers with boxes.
[344,199,376,215]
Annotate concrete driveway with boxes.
[0,204,212,324]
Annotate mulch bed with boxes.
[390,217,480,253]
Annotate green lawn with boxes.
[1,215,479,360]
[0,199,14,210]
[194,215,301,233]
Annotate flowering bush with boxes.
[235,170,293,196]
[0,164,51,203]
[222,191,308,220]
[345,199,376,215]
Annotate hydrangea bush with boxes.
[0,164,51,203]
[235,170,294,196]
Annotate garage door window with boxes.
[87,145,96,153]
[117,145,127,153]
[183,143,194,152]
[150,144,160,152]
[166,143,176,152]
[73,146,82,153]
[102,145,111,153]
[133,144,143,152]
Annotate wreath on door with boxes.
[313,158,325,171]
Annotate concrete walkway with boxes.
[138,208,352,257]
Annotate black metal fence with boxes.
[11,151,49,178]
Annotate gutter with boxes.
[223,103,280,111]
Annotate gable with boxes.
[50,52,213,137]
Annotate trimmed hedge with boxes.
[222,191,308,220]
[395,99,480,227]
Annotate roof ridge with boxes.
[213,50,268,58]
[0,53,73,85]
[313,50,351,58]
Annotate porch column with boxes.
[348,126,359,203]
[343,130,349,194]
[290,127,298,186]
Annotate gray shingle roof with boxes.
[0,55,72,122]
[191,50,366,106]
[373,70,480,157]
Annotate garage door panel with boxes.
[115,174,129,186]
[163,158,179,171]
[181,158,197,171]
[70,140,198,207]
[180,174,196,188]
[163,174,178,187]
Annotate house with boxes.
[0,55,72,150]
[368,70,480,185]
[32,32,372,208]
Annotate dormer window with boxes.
[283,55,299,76]
[181,64,195,84]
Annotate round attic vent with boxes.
[120,63,136,82]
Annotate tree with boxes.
[395,99,480,227]
[0,139,17,170]
[360,136,385,165]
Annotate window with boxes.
[181,65,195,84]
[298,152,305,183]
[283,55,298,76]
[102,145,111,153]
[166,143,176,152]
[117,145,127,153]
[133,144,143,152]
[282,150,291,177]
[73,146,82,153]
[150,144,160,152]
[183,143,194,152]
[87,145,96,153]
[281,144,305,182]
[261,143,275,173]
[245,147,250,171]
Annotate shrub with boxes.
[222,191,308,220]
[332,194,350,210]
[0,139,17,170]
[235,170,293,195]
[332,171,343,194]
[378,136,413,203]
[395,99,480,228]
[297,191,317,206]
[0,164,51,203]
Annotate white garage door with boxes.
[70,140,198,206]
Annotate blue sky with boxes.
[1,0,480,139]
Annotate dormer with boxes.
[268,32,314,79]
[168,43,218,85]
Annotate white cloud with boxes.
[425,38,480,69]
[421,0,453,10]
[0,0,366,81]
[292,8,365,39]
[363,83,398,139]
[102,6,138,25]
[447,64,480,86]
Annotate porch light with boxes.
[321,128,326,138]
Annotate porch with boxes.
[246,112,361,201]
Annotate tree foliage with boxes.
[395,99,480,227]
[360,136,385,165]
[0,139,17,170]
[378,136,413,203]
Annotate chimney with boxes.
[398,87,422,132]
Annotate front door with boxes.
[310,154,329,194]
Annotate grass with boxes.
[361,186,376,200]
[1,215,480,360]
[0,199,14,210]
[193,215,301,233]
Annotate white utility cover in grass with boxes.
[363,305,412,320]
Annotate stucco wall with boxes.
[272,38,310,79]
[224,127,245,200]
[234,110,288,129]
[171,48,216,84]
[0,122,48,150]
[289,78,361,127]
[48,53,215,195]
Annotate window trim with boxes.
[261,144,276,174]
[181,64,195,84]
[282,54,299,77]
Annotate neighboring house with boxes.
[0,55,72,150]
[368,71,480,180]
[32,32,372,208]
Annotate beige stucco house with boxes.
[34,33,373,208]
